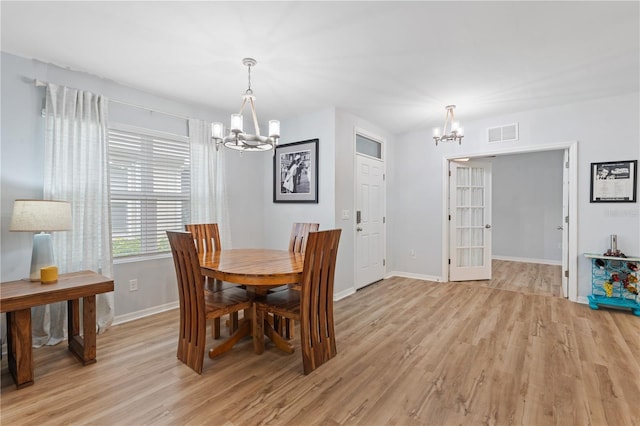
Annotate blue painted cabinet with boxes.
[585,253,640,316]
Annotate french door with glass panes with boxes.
[449,161,492,281]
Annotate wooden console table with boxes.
[0,270,114,388]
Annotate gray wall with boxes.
[491,151,564,263]
[0,53,265,321]
[387,92,640,299]
[1,52,391,321]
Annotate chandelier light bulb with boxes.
[230,114,243,133]
[211,122,224,139]
[268,120,280,138]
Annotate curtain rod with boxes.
[34,79,193,121]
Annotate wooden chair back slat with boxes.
[288,223,319,254]
[299,229,341,374]
[185,223,222,253]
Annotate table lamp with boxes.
[9,199,72,281]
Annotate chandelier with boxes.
[212,58,280,152]
[433,105,464,146]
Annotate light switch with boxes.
[341,209,350,220]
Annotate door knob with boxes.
[556,226,563,230]
[356,227,363,232]
[485,224,492,229]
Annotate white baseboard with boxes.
[334,288,356,301]
[113,301,179,326]
[577,296,589,305]
[492,255,562,266]
[385,271,442,283]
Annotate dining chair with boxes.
[167,231,252,374]
[185,223,237,338]
[273,222,319,338]
[253,229,341,375]
[289,222,320,255]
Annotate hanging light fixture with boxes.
[211,58,280,152]
[433,105,464,146]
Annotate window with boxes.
[356,133,382,159]
[108,124,190,258]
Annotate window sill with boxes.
[113,252,172,265]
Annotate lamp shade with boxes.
[10,199,72,232]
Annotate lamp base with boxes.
[29,233,54,281]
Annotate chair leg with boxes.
[273,314,282,334]
[212,317,221,339]
[229,312,239,334]
[286,318,295,339]
[273,315,294,340]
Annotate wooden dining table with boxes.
[199,248,304,357]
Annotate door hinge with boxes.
[565,215,569,224]
[449,170,452,177]
[383,259,386,266]
[564,270,569,278]
[565,161,569,168]
[383,216,386,224]
[449,214,451,221]
[448,259,451,265]
[383,173,386,181]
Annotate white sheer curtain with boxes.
[188,119,232,248]
[34,83,114,346]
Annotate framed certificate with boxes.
[590,160,637,203]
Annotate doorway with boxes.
[442,142,578,301]
[355,130,386,290]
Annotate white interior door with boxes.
[355,153,385,289]
[449,161,492,281]
[561,149,569,297]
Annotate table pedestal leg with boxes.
[253,304,265,354]
[209,319,251,358]
[264,319,294,354]
[252,306,294,355]
[6,309,34,388]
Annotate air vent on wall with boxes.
[487,123,519,143]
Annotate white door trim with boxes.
[441,141,579,302]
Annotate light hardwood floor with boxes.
[478,259,563,298]
[2,263,639,425]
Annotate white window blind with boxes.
[108,124,191,258]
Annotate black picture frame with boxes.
[273,139,319,203]
[590,160,637,203]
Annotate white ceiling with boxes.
[2,1,638,134]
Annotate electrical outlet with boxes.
[129,279,138,292]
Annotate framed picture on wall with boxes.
[590,160,637,203]
[273,139,319,203]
